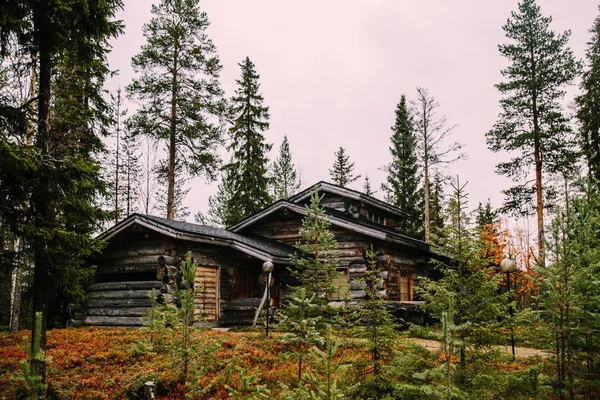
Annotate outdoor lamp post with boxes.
[262,260,274,337]
[500,257,516,359]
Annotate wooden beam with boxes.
[87,281,162,292]
[82,316,143,326]
[86,290,156,300]
[84,307,148,317]
[85,298,153,308]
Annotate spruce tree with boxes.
[486,0,581,260]
[429,172,447,246]
[222,57,272,226]
[363,176,375,197]
[412,88,462,243]
[418,178,506,379]
[0,0,122,389]
[576,9,600,184]
[382,95,424,239]
[290,190,340,311]
[272,135,301,200]
[537,190,600,399]
[329,147,360,187]
[353,246,398,378]
[195,167,235,227]
[128,0,225,220]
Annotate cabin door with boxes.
[195,265,219,322]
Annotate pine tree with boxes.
[418,178,506,380]
[222,57,272,226]
[290,190,340,312]
[155,160,190,220]
[128,0,225,220]
[272,135,301,200]
[363,176,375,197]
[486,0,581,260]
[329,147,360,187]
[382,95,424,239]
[576,9,600,184]
[412,88,462,243]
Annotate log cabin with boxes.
[73,181,444,327]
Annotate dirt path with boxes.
[408,338,550,359]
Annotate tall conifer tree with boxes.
[128,0,225,220]
[0,0,123,389]
[272,135,301,200]
[576,9,600,184]
[222,57,272,226]
[382,95,424,239]
[486,0,581,259]
[329,147,360,187]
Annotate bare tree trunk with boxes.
[114,90,121,223]
[31,4,52,386]
[167,43,178,220]
[531,51,545,263]
[9,260,22,333]
[424,157,430,242]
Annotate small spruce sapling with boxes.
[178,251,202,385]
[289,190,340,318]
[353,246,398,378]
[279,288,325,380]
[295,325,351,400]
[13,312,47,398]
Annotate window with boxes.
[398,272,413,301]
[329,270,350,299]
[367,211,385,225]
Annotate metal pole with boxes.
[266,271,271,337]
[507,271,515,359]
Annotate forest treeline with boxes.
[1,0,600,398]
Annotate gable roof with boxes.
[98,213,294,263]
[288,181,410,219]
[228,200,432,253]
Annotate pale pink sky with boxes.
[105,0,598,222]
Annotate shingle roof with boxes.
[99,213,295,261]
[289,181,410,219]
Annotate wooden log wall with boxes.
[76,230,177,327]
[247,216,431,305]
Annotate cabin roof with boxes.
[288,181,410,219]
[228,200,433,253]
[98,213,295,263]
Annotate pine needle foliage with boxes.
[382,94,424,239]
[537,189,600,399]
[363,176,375,197]
[292,325,350,400]
[289,190,340,310]
[486,0,581,258]
[272,135,301,200]
[223,57,273,226]
[352,246,398,378]
[418,178,507,378]
[329,147,360,188]
[279,288,325,381]
[127,0,225,220]
[576,9,600,184]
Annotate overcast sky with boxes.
[105,0,599,223]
